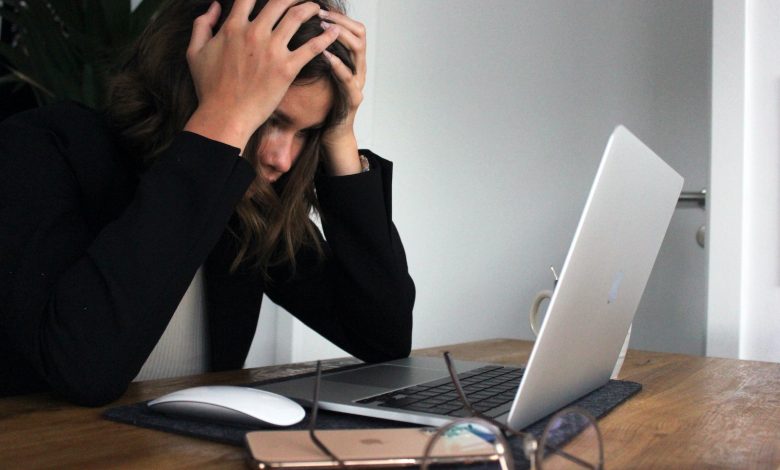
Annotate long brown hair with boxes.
[106,0,354,276]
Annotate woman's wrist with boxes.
[322,133,363,176]
[183,106,256,154]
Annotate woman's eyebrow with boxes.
[271,110,326,131]
[271,110,294,125]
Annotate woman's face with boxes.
[253,79,333,184]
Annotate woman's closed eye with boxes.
[296,125,323,140]
[267,116,321,141]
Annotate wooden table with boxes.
[2,339,780,468]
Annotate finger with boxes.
[272,1,321,45]
[228,0,257,22]
[323,20,361,53]
[319,11,366,80]
[253,0,300,29]
[323,49,355,85]
[288,24,340,70]
[187,1,221,57]
[318,8,365,39]
[323,21,365,78]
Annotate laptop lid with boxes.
[258,125,683,430]
[506,125,683,428]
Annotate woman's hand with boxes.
[319,9,367,176]
[184,0,340,153]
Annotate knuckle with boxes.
[287,3,313,22]
[263,47,280,65]
[355,22,367,36]
[309,39,327,55]
[193,14,209,27]
[221,19,240,36]
[279,61,297,80]
[246,25,264,42]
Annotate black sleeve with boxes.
[0,111,255,405]
[264,151,415,363]
[203,227,266,372]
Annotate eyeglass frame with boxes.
[306,354,604,469]
[422,351,605,469]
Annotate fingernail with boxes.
[320,20,331,30]
[323,50,334,60]
[318,9,329,19]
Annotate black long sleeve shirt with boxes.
[0,103,415,406]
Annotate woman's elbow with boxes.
[53,372,130,407]
[362,291,414,363]
[42,356,134,406]
[387,277,415,359]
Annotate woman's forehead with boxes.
[274,80,334,129]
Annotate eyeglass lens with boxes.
[536,408,604,469]
[442,352,603,469]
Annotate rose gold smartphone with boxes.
[244,427,498,468]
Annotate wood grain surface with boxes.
[2,339,779,469]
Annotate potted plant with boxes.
[0,0,165,109]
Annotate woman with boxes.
[0,0,414,405]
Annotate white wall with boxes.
[707,0,745,359]
[737,0,780,362]
[251,0,713,364]
[708,0,780,363]
[373,0,712,352]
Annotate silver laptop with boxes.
[258,125,683,429]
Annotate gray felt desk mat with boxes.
[103,371,641,468]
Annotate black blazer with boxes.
[0,103,415,405]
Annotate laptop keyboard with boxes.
[356,365,524,419]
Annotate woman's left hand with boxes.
[319,9,367,176]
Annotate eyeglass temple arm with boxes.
[447,352,531,425]
[445,353,602,469]
[308,361,345,467]
[442,352,478,415]
[545,447,600,469]
[443,352,516,433]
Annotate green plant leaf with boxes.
[0,75,30,96]
[97,0,132,45]
[81,0,111,53]
[1,0,159,108]
[0,73,23,86]
[130,0,167,36]
[81,63,98,108]
[0,5,23,25]
[15,2,81,93]
[2,67,54,99]
[42,0,84,33]
[0,42,24,67]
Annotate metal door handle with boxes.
[676,188,707,248]
[679,188,707,207]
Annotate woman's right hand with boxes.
[183,0,340,153]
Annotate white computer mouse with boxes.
[147,385,306,427]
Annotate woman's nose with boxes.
[266,131,296,173]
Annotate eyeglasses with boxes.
[307,354,604,469]
[421,352,605,469]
